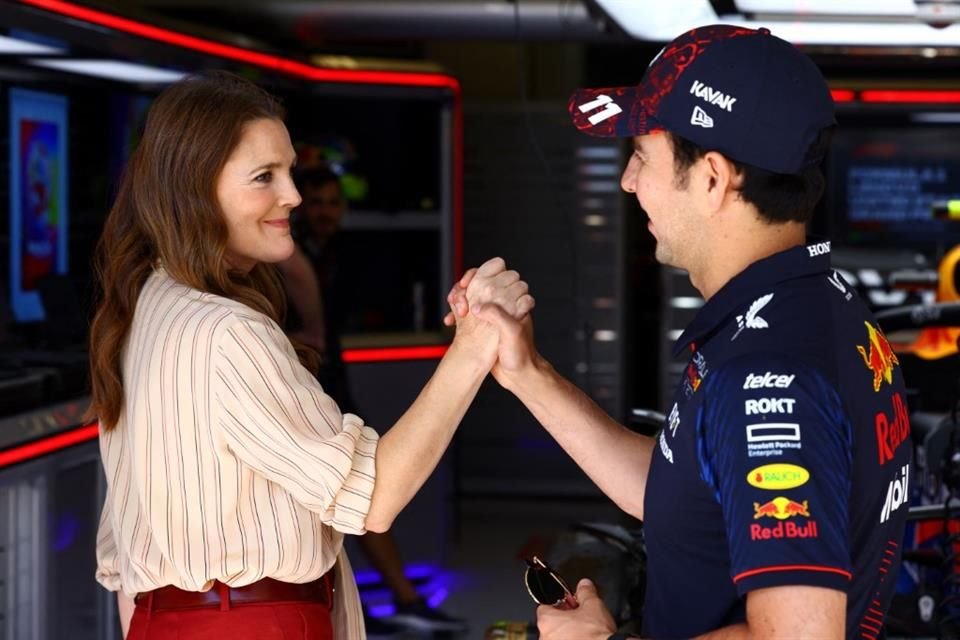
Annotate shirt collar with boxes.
[672,242,833,357]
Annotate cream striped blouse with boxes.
[95,267,378,638]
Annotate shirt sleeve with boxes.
[213,313,379,535]
[699,354,853,595]
[95,494,122,592]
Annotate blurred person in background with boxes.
[280,166,470,637]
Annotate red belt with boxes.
[135,574,334,612]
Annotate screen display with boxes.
[8,88,69,322]
[827,127,960,250]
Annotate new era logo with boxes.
[691,106,713,128]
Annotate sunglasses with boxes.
[523,555,579,609]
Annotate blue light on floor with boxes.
[403,563,437,581]
[354,568,384,587]
[369,602,396,617]
[355,562,440,586]
[427,586,448,609]
[358,563,459,618]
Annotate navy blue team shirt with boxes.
[642,242,912,639]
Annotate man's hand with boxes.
[537,579,617,640]
[447,258,533,370]
[443,258,537,386]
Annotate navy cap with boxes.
[568,24,836,174]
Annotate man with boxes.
[455,24,911,639]
[282,167,353,404]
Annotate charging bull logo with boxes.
[686,362,702,393]
[682,351,708,398]
[856,321,899,392]
[753,496,810,520]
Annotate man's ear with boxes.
[700,151,740,211]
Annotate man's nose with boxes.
[620,157,638,193]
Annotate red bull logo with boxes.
[751,496,816,540]
[753,496,810,520]
[856,321,899,392]
[686,362,702,393]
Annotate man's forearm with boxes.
[693,585,844,640]
[503,356,655,520]
[694,623,750,640]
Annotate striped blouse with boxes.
[95,267,378,638]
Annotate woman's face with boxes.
[217,118,302,272]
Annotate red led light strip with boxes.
[343,345,449,363]
[861,89,960,103]
[831,88,960,105]
[830,89,855,102]
[16,0,460,89]
[0,423,99,469]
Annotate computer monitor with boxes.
[8,87,69,323]
[826,126,960,252]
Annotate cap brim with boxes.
[568,86,656,138]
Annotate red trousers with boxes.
[127,601,333,639]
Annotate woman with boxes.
[89,71,532,639]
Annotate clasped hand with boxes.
[444,257,537,380]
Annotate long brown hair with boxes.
[87,71,316,430]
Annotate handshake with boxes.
[434,257,624,640]
[441,257,538,384]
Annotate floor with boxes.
[355,496,629,640]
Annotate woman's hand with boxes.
[444,258,538,386]
[447,258,532,369]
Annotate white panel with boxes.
[28,59,185,84]
[0,35,63,55]
[722,19,960,45]
[596,0,960,44]
[593,0,718,39]
[735,0,914,15]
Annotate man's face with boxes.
[300,181,346,241]
[620,132,701,270]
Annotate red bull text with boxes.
[750,520,819,540]
[875,392,909,466]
